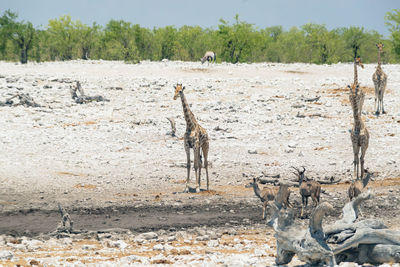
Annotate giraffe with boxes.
[352,56,364,111]
[348,84,369,179]
[173,83,210,193]
[353,56,364,87]
[372,43,388,115]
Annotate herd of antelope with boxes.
[177,45,387,219]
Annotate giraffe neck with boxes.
[377,49,382,69]
[179,91,197,130]
[353,60,358,85]
[351,100,362,130]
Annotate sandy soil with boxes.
[0,60,399,266]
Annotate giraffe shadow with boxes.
[173,187,207,194]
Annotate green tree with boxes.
[341,26,366,59]
[103,20,139,62]
[11,21,35,63]
[0,10,18,59]
[276,27,306,63]
[154,26,177,60]
[0,10,35,63]
[47,15,78,60]
[385,9,400,58]
[75,21,100,60]
[218,14,255,63]
[132,24,155,60]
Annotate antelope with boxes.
[292,166,321,218]
[348,169,373,200]
[201,51,216,64]
[246,178,292,219]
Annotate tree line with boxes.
[1,10,400,64]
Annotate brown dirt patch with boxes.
[56,171,86,177]
[73,183,97,189]
[182,68,212,73]
[283,70,308,74]
[62,121,97,127]
[314,146,331,151]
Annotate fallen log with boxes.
[0,93,41,107]
[303,96,321,102]
[70,81,109,104]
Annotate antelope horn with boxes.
[290,166,300,172]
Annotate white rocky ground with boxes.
[0,60,399,266]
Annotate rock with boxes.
[138,232,158,240]
[207,239,219,247]
[113,240,128,250]
[153,244,164,251]
[82,244,97,250]
[196,235,210,241]
[167,236,176,242]
[0,250,13,260]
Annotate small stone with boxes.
[139,232,158,240]
[82,244,96,250]
[167,236,176,242]
[113,240,128,250]
[207,239,219,247]
[153,244,164,251]
[196,235,210,241]
[0,250,13,260]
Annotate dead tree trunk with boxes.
[166,117,176,137]
[57,203,73,233]
[269,190,400,266]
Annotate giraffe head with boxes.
[348,84,360,96]
[173,83,185,100]
[376,43,384,52]
[355,56,364,69]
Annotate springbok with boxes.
[292,166,321,218]
[246,178,292,219]
[348,169,373,200]
[201,51,216,64]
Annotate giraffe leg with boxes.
[300,196,306,218]
[202,142,210,191]
[380,89,386,114]
[184,142,191,193]
[352,139,361,179]
[193,144,201,193]
[360,142,368,180]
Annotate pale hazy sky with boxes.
[2,0,398,36]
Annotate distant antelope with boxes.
[246,178,292,219]
[201,51,216,64]
[292,167,321,218]
[348,169,373,200]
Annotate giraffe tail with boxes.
[200,150,203,168]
